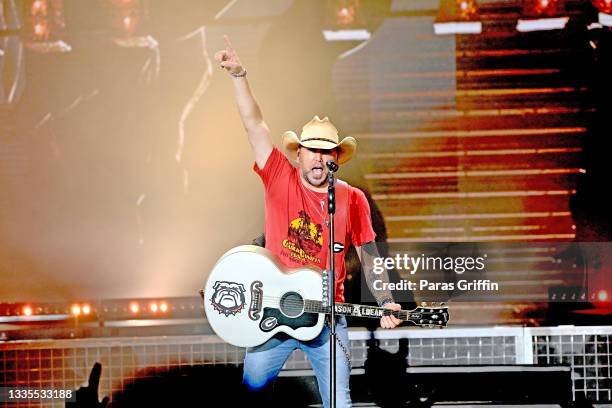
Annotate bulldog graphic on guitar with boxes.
[203,245,449,348]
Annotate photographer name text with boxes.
[373,279,498,292]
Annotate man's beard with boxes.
[301,167,328,187]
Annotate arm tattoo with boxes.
[359,241,394,306]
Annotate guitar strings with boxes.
[250,293,446,310]
[208,291,446,320]
[254,295,444,314]
[254,296,445,320]
[253,295,444,310]
[258,300,410,318]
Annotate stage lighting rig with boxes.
[592,0,612,26]
[516,0,569,32]
[107,0,158,49]
[22,305,33,317]
[434,0,482,35]
[0,297,181,327]
[322,0,390,41]
[26,0,71,53]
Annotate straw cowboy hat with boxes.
[281,116,357,165]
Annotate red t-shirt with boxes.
[254,147,376,302]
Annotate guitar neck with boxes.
[304,300,448,327]
[305,300,410,321]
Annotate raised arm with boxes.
[215,35,273,169]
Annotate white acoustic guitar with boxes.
[202,245,449,348]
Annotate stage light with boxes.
[119,13,139,36]
[82,304,91,315]
[30,0,50,42]
[322,0,390,42]
[149,302,158,313]
[592,0,612,13]
[434,0,482,35]
[159,302,168,313]
[71,304,81,316]
[517,0,569,32]
[524,0,561,16]
[457,0,477,19]
[337,5,356,26]
[108,0,157,48]
[32,0,46,13]
[33,22,49,39]
[129,302,140,314]
[534,0,557,15]
[27,0,72,53]
[23,305,33,316]
[111,0,140,35]
[598,290,608,302]
[592,0,612,26]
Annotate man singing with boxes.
[216,35,401,407]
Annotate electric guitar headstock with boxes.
[408,302,449,328]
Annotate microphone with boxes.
[326,160,338,173]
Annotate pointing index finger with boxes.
[88,362,102,392]
[223,35,234,52]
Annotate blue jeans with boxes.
[243,316,352,408]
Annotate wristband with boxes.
[230,67,247,78]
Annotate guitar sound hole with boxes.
[279,292,304,318]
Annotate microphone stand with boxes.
[325,160,338,408]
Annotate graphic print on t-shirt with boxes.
[281,210,323,265]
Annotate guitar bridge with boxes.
[249,281,263,321]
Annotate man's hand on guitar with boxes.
[380,302,401,329]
